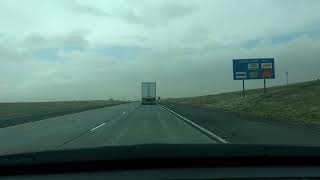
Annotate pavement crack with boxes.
[55,129,91,148]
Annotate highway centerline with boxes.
[90,123,106,131]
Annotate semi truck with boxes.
[141,82,156,105]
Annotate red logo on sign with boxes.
[263,71,273,78]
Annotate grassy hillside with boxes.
[166,80,320,125]
[0,101,126,127]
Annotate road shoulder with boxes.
[161,103,320,144]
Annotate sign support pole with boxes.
[242,80,245,98]
[264,78,267,96]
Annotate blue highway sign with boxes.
[233,58,275,80]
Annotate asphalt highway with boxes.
[0,103,216,155]
[1,102,320,156]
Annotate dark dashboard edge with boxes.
[0,144,319,175]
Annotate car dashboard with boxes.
[0,144,320,180]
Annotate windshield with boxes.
[0,0,320,156]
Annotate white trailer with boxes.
[141,82,156,105]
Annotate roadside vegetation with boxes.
[0,100,126,127]
[165,80,320,125]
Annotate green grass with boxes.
[0,101,126,122]
[165,80,320,125]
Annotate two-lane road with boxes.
[0,103,216,155]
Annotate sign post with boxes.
[264,78,267,96]
[242,80,245,98]
[233,58,275,97]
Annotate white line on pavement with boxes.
[160,105,229,144]
[90,123,106,131]
[91,111,127,132]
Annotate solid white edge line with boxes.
[160,105,229,144]
[90,123,106,131]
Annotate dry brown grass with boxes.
[166,80,320,124]
[0,101,126,126]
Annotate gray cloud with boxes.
[118,2,196,26]
[121,35,150,42]
[161,3,195,19]
[21,31,90,51]
[0,46,30,62]
[121,10,146,25]
[68,0,111,18]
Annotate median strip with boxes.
[160,105,229,144]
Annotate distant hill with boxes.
[165,80,320,125]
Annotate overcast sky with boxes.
[0,0,320,102]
